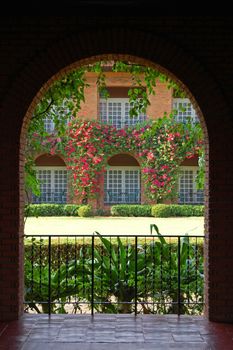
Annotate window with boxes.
[43,101,70,133]
[104,167,140,204]
[99,98,147,129]
[173,98,199,124]
[44,115,55,133]
[32,167,67,204]
[178,166,204,204]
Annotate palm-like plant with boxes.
[24,231,204,315]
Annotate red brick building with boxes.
[33,71,203,210]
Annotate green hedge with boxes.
[78,205,93,217]
[111,204,153,217]
[25,204,81,217]
[25,203,204,217]
[151,204,204,217]
[24,238,204,266]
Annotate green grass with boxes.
[24,216,204,236]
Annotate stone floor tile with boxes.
[172,333,204,342]
[1,314,233,349]
[169,343,211,350]
[22,343,91,350]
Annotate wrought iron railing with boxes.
[178,190,204,205]
[24,233,204,316]
[104,189,141,204]
[32,190,67,204]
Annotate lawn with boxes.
[24,216,204,236]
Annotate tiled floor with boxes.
[0,314,233,349]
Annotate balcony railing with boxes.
[32,190,67,204]
[24,233,204,316]
[104,189,141,204]
[178,190,204,205]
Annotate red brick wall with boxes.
[79,72,172,121]
[0,17,233,323]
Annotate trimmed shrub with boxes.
[151,204,171,218]
[111,204,153,217]
[78,205,93,217]
[151,204,204,217]
[25,203,204,218]
[25,204,81,217]
[63,204,82,216]
[94,208,111,216]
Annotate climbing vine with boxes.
[34,115,203,202]
[26,59,205,201]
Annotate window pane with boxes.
[173,98,199,124]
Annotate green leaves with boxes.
[24,234,204,315]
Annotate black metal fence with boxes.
[24,234,204,316]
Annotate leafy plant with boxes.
[24,238,92,313]
[24,232,204,315]
[91,232,143,313]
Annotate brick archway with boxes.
[0,27,232,322]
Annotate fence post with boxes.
[178,236,181,316]
[135,236,138,316]
[48,236,51,316]
[91,235,94,316]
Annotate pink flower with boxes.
[142,168,151,173]
[147,152,154,160]
[152,179,161,187]
[93,156,102,164]
[81,163,89,170]
[69,146,75,153]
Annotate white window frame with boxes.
[44,115,55,133]
[173,98,199,124]
[104,166,141,204]
[32,166,68,204]
[178,166,204,204]
[43,100,70,133]
[99,97,147,129]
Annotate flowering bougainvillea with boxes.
[28,115,203,202]
[64,116,203,201]
[139,118,203,200]
[64,119,143,199]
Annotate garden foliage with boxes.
[24,232,204,315]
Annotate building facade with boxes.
[32,71,204,209]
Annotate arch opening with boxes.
[13,38,211,320]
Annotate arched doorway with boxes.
[0,27,231,322]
